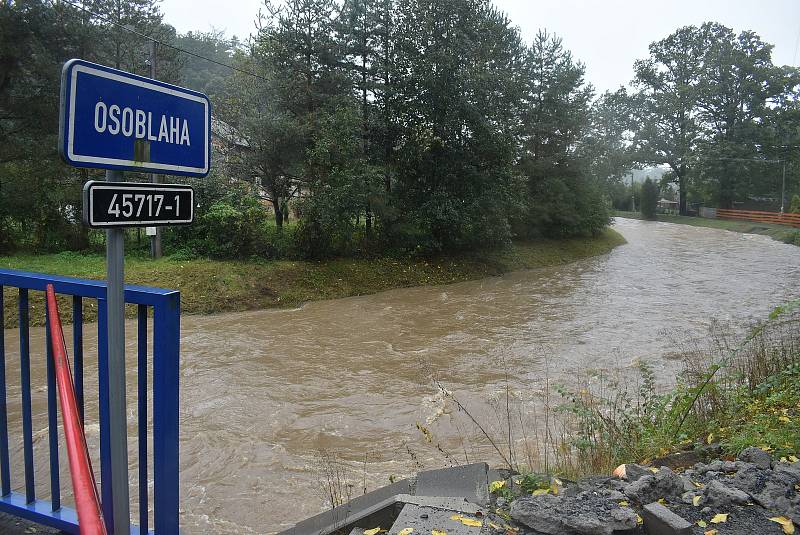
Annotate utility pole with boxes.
[781,160,786,214]
[630,174,635,212]
[148,39,162,258]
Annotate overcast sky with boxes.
[160,0,800,94]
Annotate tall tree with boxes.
[518,30,606,237]
[693,24,795,207]
[632,25,707,215]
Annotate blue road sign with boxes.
[59,59,211,177]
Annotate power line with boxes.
[58,0,269,82]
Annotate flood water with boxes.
[2,218,800,533]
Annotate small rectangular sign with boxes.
[82,181,194,228]
[60,59,211,176]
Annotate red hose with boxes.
[46,285,108,535]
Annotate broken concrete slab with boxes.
[415,463,490,506]
[283,478,412,535]
[641,502,692,535]
[387,504,483,535]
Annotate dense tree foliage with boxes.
[631,22,800,214]
[2,1,797,258]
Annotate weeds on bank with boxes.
[419,300,800,482]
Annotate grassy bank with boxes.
[1,228,626,328]
[615,210,800,246]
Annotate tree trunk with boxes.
[272,199,283,229]
[678,169,688,216]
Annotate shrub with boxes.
[790,194,800,214]
[525,175,611,238]
[640,178,659,219]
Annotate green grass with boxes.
[1,228,626,328]
[614,210,800,246]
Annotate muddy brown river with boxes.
[2,218,799,533]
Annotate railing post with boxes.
[18,289,35,504]
[0,287,9,497]
[152,292,180,534]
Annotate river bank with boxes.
[479,301,800,534]
[614,211,800,246]
[1,228,625,328]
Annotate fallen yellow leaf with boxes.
[770,516,796,535]
[432,530,447,535]
[489,480,506,493]
[649,467,660,474]
[488,523,501,531]
[618,501,629,507]
[779,416,792,423]
[657,498,666,505]
[531,488,550,496]
[398,529,414,535]
[693,495,702,506]
[704,530,718,535]
[697,520,707,528]
[707,433,714,444]
[364,528,382,535]
[450,515,482,528]
[636,515,643,525]
[710,513,728,524]
[790,455,799,463]
[693,481,705,489]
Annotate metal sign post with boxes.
[59,57,210,534]
[104,169,129,535]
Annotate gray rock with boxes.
[700,507,712,515]
[511,493,638,535]
[774,462,800,484]
[692,463,708,473]
[641,502,692,535]
[703,479,751,508]
[721,461,738,472]
[624,467,685,504]
[606,479,628,492]
[602,490,626,501]
[680,491,700,505]
[737,447,772,470]
[623,464,653,482]
[680,478,696,493]
[730,465,799,515]
[706,460,725,472]
[734,461,756,471]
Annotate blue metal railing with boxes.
[0,268,180,534]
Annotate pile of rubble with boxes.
[504,447,799,535]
